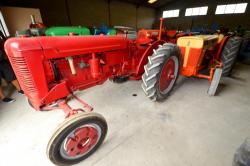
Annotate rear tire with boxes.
[221,36,242,76]
[47,112,107,166]
[141,43,180,101]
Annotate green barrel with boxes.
[45,26,90,36]
[107,29,117,35]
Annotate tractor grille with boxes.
[9,56,38,95]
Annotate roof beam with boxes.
[115,0,156,8]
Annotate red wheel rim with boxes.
[159,57,176,94]
[62,125,100,158]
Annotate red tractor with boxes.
[4,18,241,165]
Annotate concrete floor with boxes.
[0,63,250,166]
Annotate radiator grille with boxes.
[10,56,38,94]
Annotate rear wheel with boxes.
[47,112,107,166]
[141,43,180,101]
[221,36,242,76]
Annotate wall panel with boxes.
[68,0,109,27]
[158,0,250,30]
[1,0,156,30]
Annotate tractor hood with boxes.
[5,35,128,59]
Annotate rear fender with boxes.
[215,36,230,60]
[134,40,166,78]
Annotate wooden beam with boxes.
[157,0,176,10]
[116,0,156,8]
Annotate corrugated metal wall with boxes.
[1,0,248,31]
[158,0,250,30]
[1,0,156,29]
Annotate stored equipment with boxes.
[45,26,91,36]
[4,18,241,165]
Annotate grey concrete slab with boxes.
[0,63,249,166]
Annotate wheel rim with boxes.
[60,123,101,160]
[159,56,178,94]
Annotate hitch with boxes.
[41,94,93,118]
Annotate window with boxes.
[185,6,208,16]
[215,3,248,14]
[163,9,180,18]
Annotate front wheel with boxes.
[207,68,222,96]
[141,43,180,101]
[47,112,108,166]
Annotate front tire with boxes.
[47,112,108,166]
[207,68,222,96]
[141,43,180,101]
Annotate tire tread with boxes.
[221,37,242,76]
[141,43,180,101]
